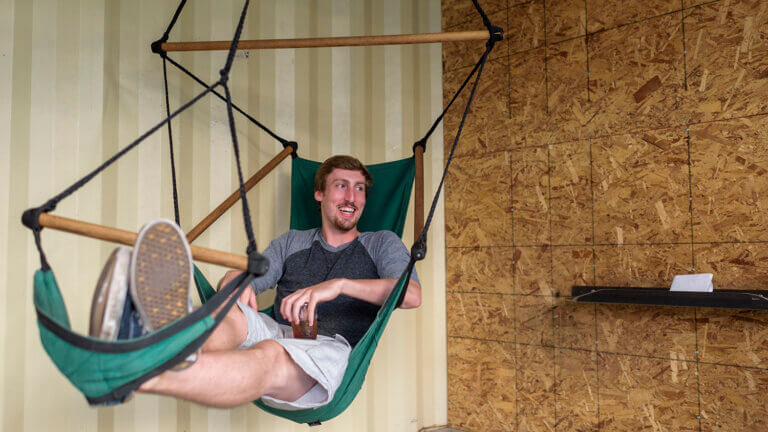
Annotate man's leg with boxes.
[139,296,317,407]
[139,339,317,408]
[201,300,250,352]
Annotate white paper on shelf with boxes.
[670,273,713,292]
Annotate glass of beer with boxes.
[291,303,318,339]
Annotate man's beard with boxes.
[332,217,357,231]
[331,202,360,231]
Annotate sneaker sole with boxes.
[130,219,193,332]
[89,246,131,339]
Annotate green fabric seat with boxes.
[33,267,252,404]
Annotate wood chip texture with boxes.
[442,0,768,429]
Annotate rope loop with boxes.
[282,141,299,159]
[412,138,427,154]
[21,200,57,232]
[150,39,167,58]
[219,68,230,85]
[410,236,427,262]
[488,25,504,43]
[246,248,269,277]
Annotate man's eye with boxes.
[355,186,364,192]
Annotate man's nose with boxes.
[344,187,355,202]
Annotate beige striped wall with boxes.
[1,0,447,431]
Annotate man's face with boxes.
[314,168,367,232]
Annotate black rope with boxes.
[419,44,493,250]
[413,0,502,258]
[162,57,181,225]
[151,0,188,56]
[153,0,293,148]
[163,55,292,146]
[161,0,187,42]
[223,83,259,259]
[40,82,219,213]
[396,21,501,307]
[471,0,504,43]
[472,0,493,30]
[217,0,268,276]
[413,49,485,153]
[219,0,249,80]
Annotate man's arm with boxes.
[217,270,259,311]
[338,278,421,308]
[280,277,421,326]
[214,231,292,308]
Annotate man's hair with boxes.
[314,155,373,197]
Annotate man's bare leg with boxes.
[200,301,250,352]
[139,340,317,408]
[139,295,317,407]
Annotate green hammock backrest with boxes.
[194,155,415,423]
[289,156,415,235]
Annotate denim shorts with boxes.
[235,301,351,411]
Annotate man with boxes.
[93,155,421,409]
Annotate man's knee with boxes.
[204,305,249,351]
[252,340,317,401]
[252,339,285,363]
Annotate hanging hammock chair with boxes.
[22,0,502,425]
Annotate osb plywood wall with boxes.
[441,0,768,430]
[2,1,446,431]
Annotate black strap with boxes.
[161,0,187,42]
[417,43,494,254]
[411,0,503,156]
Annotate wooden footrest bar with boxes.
[39,213,248,270]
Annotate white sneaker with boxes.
[89,246,132,339]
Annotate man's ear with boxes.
[314,189,323,203]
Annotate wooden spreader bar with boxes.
[186,145,295,242]
[38,213,249,270]
[188,145,426,246]
[161,30,490,52]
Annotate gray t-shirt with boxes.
[251,228,418,346]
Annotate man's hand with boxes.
[280,279,343,326]
[218,270,258,311]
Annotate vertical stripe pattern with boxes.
[0,0,446,430]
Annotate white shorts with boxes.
[236,301,351,410]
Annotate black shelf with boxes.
[571,286,768,310]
